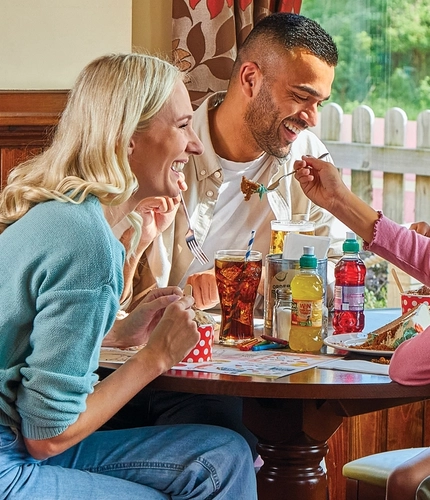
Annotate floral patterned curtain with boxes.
[172,0,302,108]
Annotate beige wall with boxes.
[0,0,133,89]
[132,0,172,58]
[0,0,172,90]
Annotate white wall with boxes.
[0,0,132,89]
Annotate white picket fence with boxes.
[315,103,430,223]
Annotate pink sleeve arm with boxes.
[364,214,430,286]
[389,327,430,385]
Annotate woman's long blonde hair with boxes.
[0,53,182,242]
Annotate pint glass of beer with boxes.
[269,217,315,254]
[215,249,262,345]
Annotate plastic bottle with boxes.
[289,246,324,352]
[272,288,292,342]
[332,231,367,334]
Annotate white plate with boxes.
[324,333,394,356]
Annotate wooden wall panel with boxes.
[327,402,430,500]
[0,91,68,127]
[0,91,67,187]
[387,402,424,450]
[423,400,430,446]
[1,147,42,188]
[326,420,348,500]
[350,411,387,459]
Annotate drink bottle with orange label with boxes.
[289,246,324,352]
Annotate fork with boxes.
[266,152,330,191]
[179,192,209,265]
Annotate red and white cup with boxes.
[401,292,430,315]
[182,324,214,363]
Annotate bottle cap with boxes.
[275,287,292,300]
[300,246,317,269]
[343,232,359,253]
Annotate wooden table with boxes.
[149,363,430,500]
[100,309,430,499]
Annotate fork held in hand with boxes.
[179,192,209,265]
[266,152,330,191]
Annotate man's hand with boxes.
[186,269,219,310]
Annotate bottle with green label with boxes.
[289,246,324,352]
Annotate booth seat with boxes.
[343,447,427,500]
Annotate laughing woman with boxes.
[0,53,256,499]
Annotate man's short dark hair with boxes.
[238,13,338,67]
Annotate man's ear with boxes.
[240,61,261,98]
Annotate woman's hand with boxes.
[294,155,378,243]
[120,196,179,261]
[120,176,187,305]
[103,286,185,348]
[294,155,348,212]
[410,221,430,237]
[142,294,199,370]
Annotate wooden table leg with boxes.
[257,434,328,499]
[243,398,343,500]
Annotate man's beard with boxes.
[244,85,292,159]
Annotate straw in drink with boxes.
[215,247,262,345]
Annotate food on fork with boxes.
[241,154,330,201]
[355,304,430,351]
[240,176,268,201]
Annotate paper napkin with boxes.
[319,359,390,376]
[283,233,331,259]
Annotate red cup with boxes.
[182,324,214,363]
[401,292,430,315]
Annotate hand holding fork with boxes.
[266,152,330,191]
[179,192,209,265]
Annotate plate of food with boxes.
[324,303,430,356]
[324,333,395,356]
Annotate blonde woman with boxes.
[0,53,256,499]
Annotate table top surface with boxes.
[150,362,430,401]
[101,308,430,402]
[149,309,430,401]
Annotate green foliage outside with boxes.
[364,258,388,309]
[359,251,388,309]
[301,0,430,119]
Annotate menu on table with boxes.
[100,345,337,379]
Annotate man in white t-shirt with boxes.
[126,13,345,314]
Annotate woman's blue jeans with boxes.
[0,424,256,499]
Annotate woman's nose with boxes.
[187,129,204,156]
